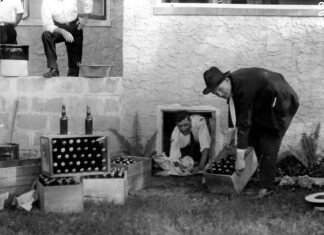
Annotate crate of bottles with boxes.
[203,147,258,194]
[111,156,152,192]
[40,135,110,178]
[83,168,128,205]
[37,174,83,213]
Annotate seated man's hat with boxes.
[202,67,230,95]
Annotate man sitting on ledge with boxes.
[169,111,211,174]
[41,0,93,78]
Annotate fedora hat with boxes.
[202,67,230,95]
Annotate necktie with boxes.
[229,97,236,127]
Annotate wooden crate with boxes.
[83,172,128,205]
[37,180,83,213]
[204,148,258,194]
[40,135,110,178]
[112,156,152,192]
[0,159,41,197]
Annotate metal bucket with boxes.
[0,143,19,161]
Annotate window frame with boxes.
[154,1,324,17]
[20,0,111,27]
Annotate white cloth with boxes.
[169,114,211,162]
[0,0,24,24]
[229,96,236,127]
[41,0,93,33]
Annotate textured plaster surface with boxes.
[122,0,324,153]
[15,0,123,77]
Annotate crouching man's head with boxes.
[175,111,192,136]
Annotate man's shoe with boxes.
[43,68,59,78]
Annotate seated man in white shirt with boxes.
[0,0,24,44]
[41,0,93,78]
[169,111,211,173]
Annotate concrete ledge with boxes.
[153,4,324,17]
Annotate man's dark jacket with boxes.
[228,67,299,149]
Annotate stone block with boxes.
[0,78,10,92]
[88,77,120,93]
[32,97,63,113]
[46,77,85,94]
[104,99,120,113]
[16,114,47,130]
[17,78,45,93]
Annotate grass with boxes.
[0,176,324,235]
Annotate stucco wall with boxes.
[122,0,324,153]
[15,0,123,77]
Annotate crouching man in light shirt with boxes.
[170,111,211,174]
[0,0,24,44]
[41,0,93,78]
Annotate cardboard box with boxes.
[83,172,128,205]
[204,148,258,194]
[40,135,110,178]
[37,180,83,213]
[112,156,152,192]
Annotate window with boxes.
[21,0,111,26]
[155,0,324,16]
[162,0,320,4]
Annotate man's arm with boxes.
[77,0,93,30]
[14,13,23,27]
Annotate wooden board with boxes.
[37,180,83,213]
[83,172,128,205]
[112,156,152,192]
[0,159,41,197]
[204,148,258,194]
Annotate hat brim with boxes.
[202,87,213,95]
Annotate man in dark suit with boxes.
[202,66,299,198]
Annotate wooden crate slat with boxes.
[0,185,34,196]
[37,181,83,213]
[0,159,40,168]
[0,165,41,179]
[0,175,38,188]
[83,172,128,205]
[112,156,152,192]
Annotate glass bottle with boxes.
[60,105,68,134]
[85,105,93,134]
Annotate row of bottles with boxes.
[83,167,125,179]
[39,174,81,186]
[60,105,93,135]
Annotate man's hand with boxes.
[54,28,74,43]
[235,149,246,176]
[191,165,204,174]
[77,17,88,30]
[60,29,74,43]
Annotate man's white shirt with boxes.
[169,115,211,162]
[41,0,93,33]
[0,0,24,25]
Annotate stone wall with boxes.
[122,0,324,153]
[0,76,123,159]
[15,0,123,77]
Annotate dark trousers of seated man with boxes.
[0,24,17,44]
[42,19,83,76]
[180,132,202,164]
[248,126,284,190]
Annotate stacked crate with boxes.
[111,156,152,192]
[38,135,112,212]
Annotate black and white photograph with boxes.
[0,0,323,234]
